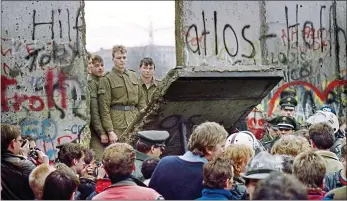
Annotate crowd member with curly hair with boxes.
[222,144,254,199]
[271,134,311,157]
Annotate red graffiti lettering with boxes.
[29,96,45,111]
[184,31,205,47]
[59,71,67,109]
[57,135,72,145]
[281,29,287,45]
[1,75,17,111]
[1,70,67,112]
[46,69,54,108]
[268,80,347,117]
[1,46,12,56]
[13,94,29,111]
[2,63,10,75]
[25,43,36,54]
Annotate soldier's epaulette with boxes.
[103,71,110,76]
[128,69,136,73]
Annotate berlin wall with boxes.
[176,0,347,136]
[1,1,89,160]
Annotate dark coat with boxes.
[77,177,96,200]
[1,150,36,200]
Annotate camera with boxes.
[28,148,40,161]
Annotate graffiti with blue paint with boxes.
[20,118,58,142]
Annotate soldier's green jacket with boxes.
[138,77,160,105]
[88,74,107,161]
[263,136,280,152]
[133,150,150,182]
[98,68,146,135]
[88,74,105,136]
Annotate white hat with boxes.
[225,131,266,154]
[306,111,339,133]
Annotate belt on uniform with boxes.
[111,105,135,111]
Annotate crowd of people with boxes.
[1,44,346,200]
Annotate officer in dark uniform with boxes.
[263,116,296,152]
[278,96,301,130]
[133,130,169,181]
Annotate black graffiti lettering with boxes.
[329,4,333,57]
[288,51,296,63]
[73,7,82,56]
[331,1,347,80]
[296,4,299,64]
[223,24,238,57]
[241,25,255,58]
[270,52,278,64]
[302,21,315,49]
[214,11,218,56]
[25,48,44,72]
[32,10,54,40]
[299,52,308,62]
[320,5,326,53]
[290,64,312,80]
[67,8,71,41]
[202,11,208,56]
[278,52,287,64]
[299,64,312,78]
[232,60,242,66]
[39,54,51,66]
[185,24,201,55]
[285,6,290,53]
[58,9,63,38]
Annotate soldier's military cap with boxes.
[266,117,279,131]
[279,96,298,110]
[276,116,296,130]
[136,130,169,146]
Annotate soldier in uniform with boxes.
[261,117,280,146]
[263,116,296,151]
[133,130,169,181]
[98,45,147,143]
[278,96,301,130]
[88,55,108,161]
[138,57,160,105]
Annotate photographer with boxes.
[78,149,107,200]
[19,135,44,166]
[1,124,49,200]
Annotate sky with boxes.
[85,1,176,52]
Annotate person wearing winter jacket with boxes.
[196,157,236,200]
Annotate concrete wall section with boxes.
[1,1,88,160]
[180,1,261,67]
[177,0,346,137]
[260,1,346,123]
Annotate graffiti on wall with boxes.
[1,3,87,160]
[182,1,346,128]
